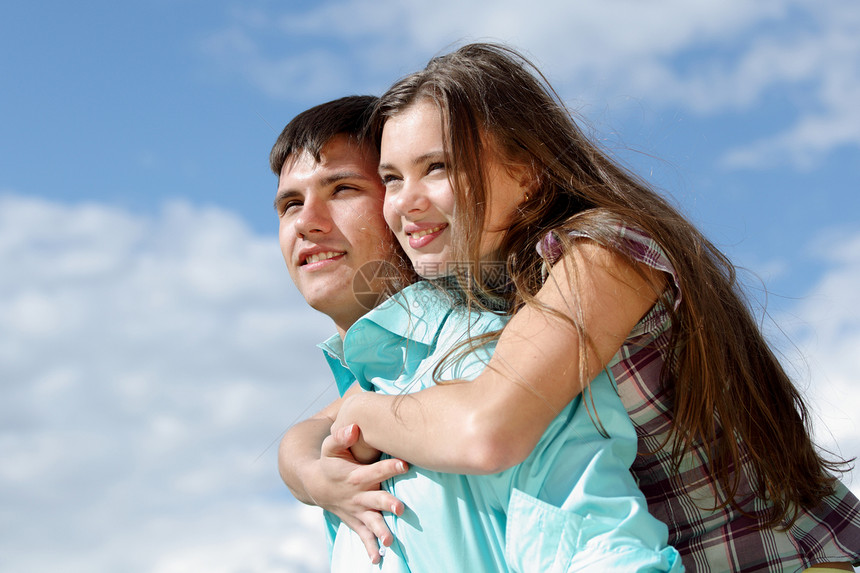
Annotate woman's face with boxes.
[380,99,526,279]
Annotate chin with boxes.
[413,260,451,280]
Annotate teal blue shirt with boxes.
[320,282,683,572]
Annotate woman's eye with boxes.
[380,174,400,186]
[428,162,445,174]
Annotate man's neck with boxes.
[334,322,350,340]
[332,308,365,340]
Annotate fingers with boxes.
[322,425,359,458]
[347,457,409,485]
[359,526,383,565]
[312,437,408,566]
[335,423,360,447]
[361,509,395,547]
[343,520,382,565]
[353,490,405,517]
[342,509,399,564]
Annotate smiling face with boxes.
[379,100,455,278]
[380,99,527,279]
[276,135,401,335]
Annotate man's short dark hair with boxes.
[269,95,378,175]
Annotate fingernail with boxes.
[396,461,406,472]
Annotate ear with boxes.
[518,165,540,202]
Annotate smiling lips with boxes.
[411,224,447,239]
[406,223,448,249]
[302,251,345,266]
[300,224,446,265]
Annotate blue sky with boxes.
[2,1,859,571]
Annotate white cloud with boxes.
[0,193,335,572]
[200,0,860,169]
[776,228,860,496]
[201,0,785,100]
[3,193,856,571]
[720,1,860,169]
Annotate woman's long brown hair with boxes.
[373,42,848,527]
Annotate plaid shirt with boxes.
[539,224,860,571]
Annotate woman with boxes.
[329,43,860,571]
[273,94,681,571]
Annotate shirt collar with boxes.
[316,282,457,396]
[350,281,451,346]
[316,333,356,397]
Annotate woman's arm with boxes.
[332,242,665,474]
[278,384,408,563]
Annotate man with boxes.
[272,96,682,573]
[271,97,517,572]
[272,95,411,564]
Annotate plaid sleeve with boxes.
[537,220,681,312]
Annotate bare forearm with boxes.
[336,246,663,475]
[278,417,333,504]
[278,397,409,564]
[336,378,551,474]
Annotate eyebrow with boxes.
[273,170,377,211]
[378,150,445,173]
[273,189,298,212]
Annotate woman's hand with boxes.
[312,423,407,564]
[277,388,407,565]
[318,243,666,474]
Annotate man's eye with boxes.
[279,201,301,215]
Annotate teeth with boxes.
[411,224,446,239]
[306,251,343,264]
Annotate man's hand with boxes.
[331,393,385,464]
[314,423,407,564]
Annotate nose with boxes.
[388,179,430,218]
[293,196,332,237]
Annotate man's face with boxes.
[276,135,400,335]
